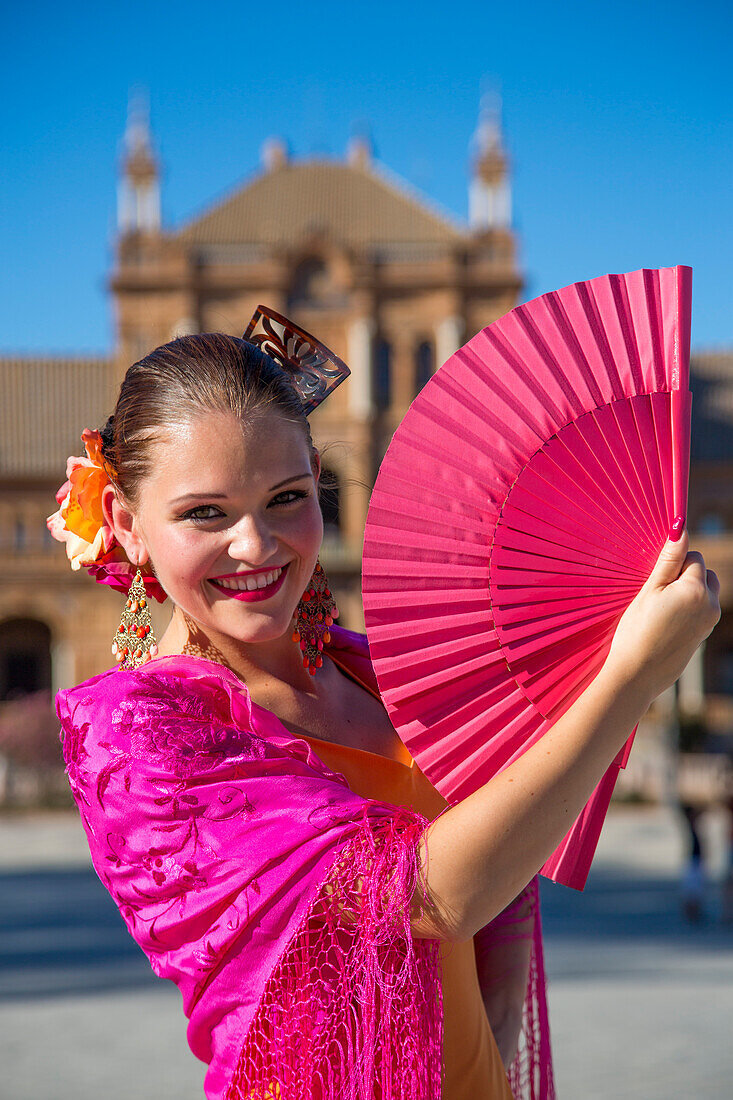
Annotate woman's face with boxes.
[111,408,323,646]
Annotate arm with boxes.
[411,531,721,941]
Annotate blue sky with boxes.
[2,0,731,354]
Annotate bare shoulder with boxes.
[274,657,407,764]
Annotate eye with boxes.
[270,489,309,507]
[181,505,224,523]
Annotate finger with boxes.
[649,527,689,587]
[706,569,721,599]
[679,552,708,587]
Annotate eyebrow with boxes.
[170,473,313,505]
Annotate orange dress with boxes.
[299,655,514,1100]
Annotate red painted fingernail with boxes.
[668,516,685,541]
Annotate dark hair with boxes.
[100,333,316,509]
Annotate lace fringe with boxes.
[225,808,443,1100]
[505,881,556,1100]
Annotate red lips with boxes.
[207,563,289,603]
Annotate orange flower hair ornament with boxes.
[46,428,168,603]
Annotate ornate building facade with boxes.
[0,100,525,693]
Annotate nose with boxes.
[227,512,279,565]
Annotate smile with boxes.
[207,564,289,602]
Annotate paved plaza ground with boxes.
[1,804,732,1098]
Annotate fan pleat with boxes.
[650,391,675,520]
[496,512,638,573]
[496,590,631,624]
[602,403,666,537]
[492,541,642,582]
[638,268,667,390]
[472,329,570,433]
[671,390,692,520]
[453,348,552,444]
[547,433,660,556]
[499,483,635,563]
[435,369,544,462]
[512,304,594,417]
[391,656,509,730]
[518,627,611,702]
[541,293,607,407]
[528,439,641,542]
[570,281,627,399]
[625,399,668,530]
[368,608,494,651]
[365,497,488,541]
[358,592,490,620]
[373,630,496,678]
[496,594,632,645]
[508,611,623,675]
[371,610,492,638]
[401,402,518,490]
[362,265,692,890]
[386,648,504,705]
[583,409,659,533]
[609,274,647,393]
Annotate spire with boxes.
[118,89,161,235]
[469,91,511,232]
[347,124,372,169]
[261,136,288,172]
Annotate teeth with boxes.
[213,568,282,591]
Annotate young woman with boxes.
[49,330,719,1100]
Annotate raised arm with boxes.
[411,530,721,941]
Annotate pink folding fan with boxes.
[362,266,692,890]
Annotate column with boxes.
[678,641,706,717]
[435,315,464,371]
[347,317,375,419]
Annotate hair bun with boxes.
[100,414,115,454]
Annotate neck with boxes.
[158,607,320,693]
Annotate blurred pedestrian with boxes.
[680,802,706,922]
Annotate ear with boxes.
[101,483,149,567]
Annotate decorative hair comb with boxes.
[243,305,350,414]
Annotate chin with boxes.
[216,608,296,642]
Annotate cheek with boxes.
[152,527,215,579]
[301,507,325,556]
[280,501,323,547]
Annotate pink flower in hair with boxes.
[47,429,168,603]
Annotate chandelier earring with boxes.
[112,568,159,670]
[292,560,339,676]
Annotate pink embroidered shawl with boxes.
[55,626,553,1099]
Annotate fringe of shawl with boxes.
[476,877,555,1100]
[225,807,444,1100]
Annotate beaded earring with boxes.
[292,560,339,675]
[112,569,159,670]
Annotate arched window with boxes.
[0,619,52,700]
[373,338,392,410]
[415,339,434,394]
[318,466,341,536]
[287,258,332,310]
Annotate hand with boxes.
[605,527,721,702]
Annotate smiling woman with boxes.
[101,404,324,668]
[46,316,719,1100]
